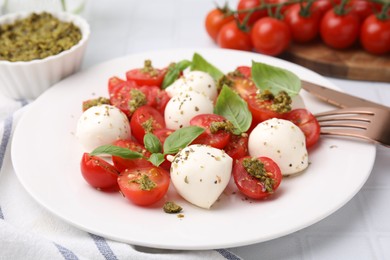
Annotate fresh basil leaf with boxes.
[90,145,144,159]
[161,60,191,89]
[148,153,166,167]
[190,53,224,81]
[214,85,252,135]
[163,126,205,155]
[251,61,301,97]
[143,133,163,154]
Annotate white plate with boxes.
[11,49,376,250]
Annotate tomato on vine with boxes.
[284,3,322,43]
[237,0,267,26]
[205,7,235,42]
[320,3,360,49]
[217,20,253,51]
[251,17,291,56]
[360,13,390,55]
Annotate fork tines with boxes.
[314,107,390,147]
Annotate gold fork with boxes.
[315,107,390,147]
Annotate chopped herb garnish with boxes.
[242,157,275,193]
[131,174,156,191]
[163,201,183,214]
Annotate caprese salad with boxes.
[75,53,320,210]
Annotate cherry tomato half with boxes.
[190,114,232,149]
[80,153,119,190]
[284,108,321,148]
[251,17,291,56]
[224,134,249,165]
[233,156,282,199]
[111,139,152,172]
[126,64,166,87]
[246,93,285,125]
[130,105,166,145]
[118,166,170,206]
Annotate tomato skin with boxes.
[348,0,374,21]
[80,153,119,190]
[118,166,170,206]
[126,68,166,88]
[190,114,231,149]
[217,20,253,51]
[111,139,152,172]
[360,15,390,55]
[109,80,141,118]
[251,17,291,56]
[284,3,321,43]
[108,76,127,94]
[237,0,267,26]
[130,106,166,145]
[138,85,170,115]
[205,8,235,42]
[233,156,282,199]
[320,9,360,49]
[312,0,334,16]
[246,93,285,125]
[224,134,249,165]
[227,68,257,100]
[284,108,320,148]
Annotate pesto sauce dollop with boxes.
[0,12,82,62]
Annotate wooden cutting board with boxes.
[281,41,390,82]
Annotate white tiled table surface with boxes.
[3,0,390,259]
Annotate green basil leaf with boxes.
[214,85,252,135]
[148,153,166,167]
[163,126,205,155]
[90,145,144,159]
[251,61,301,97]
[143,133,163,154]
[190,53,224,81]
[161,60,191,89]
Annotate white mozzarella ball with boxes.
[165,71,217,100]
[76,105,131,152]
[164,91,214,130]
[248,118,308,176]
[170,145,233,209]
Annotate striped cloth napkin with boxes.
[0,94,241,260]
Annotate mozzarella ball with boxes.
[76,105,131,152]
[248,118,308,176]
[170,145,233,209]
[164,91,214,130]
[165,71,217,100]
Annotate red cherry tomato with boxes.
[126,64,166,87]
[109,80,142,118]
[80,153,119,190]
[251,17,291,56]
[118,166,170,206]
[312,0,334,16]
[138,85,170,115]
[217,20,253,51]
[111,139,152,172]
[233,156,282,199]
[108,76,127,94]
[224,134,249,165]
[205,8,235,42]
[246,93,285,125]
[130,106,165,145]
[284,3,321,43]
[227,68,257,100]
[190,114,232,149]
[320,9,360,49]
[284,108,321,148]
[237,0,267,26]
[360,14,390,55]
[348,0,374,21]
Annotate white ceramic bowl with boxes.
[0,11,90,99]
